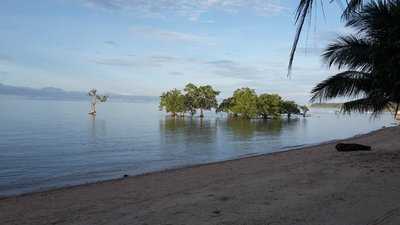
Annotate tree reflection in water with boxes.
[160,116,301,143]
[88,114,107,143]
[159,116,217,146]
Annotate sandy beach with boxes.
[1,125,400,225]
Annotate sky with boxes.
[0,0,348,103]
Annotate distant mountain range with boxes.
[0,83,158,102]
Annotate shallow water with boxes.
[0,97,395,196]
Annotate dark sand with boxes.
[1,126,400,225]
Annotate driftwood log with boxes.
[335,143,371,152]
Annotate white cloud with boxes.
[83,52,332,102]
[130,27,215,45]
[205,60,266,80]
[91,55,282,81]
[83,0,287,19]
[91,55,183,68]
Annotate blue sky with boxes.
[0,0,347,103]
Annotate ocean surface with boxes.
[0,97,396,196]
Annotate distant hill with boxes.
[0,83,158,102]
[310,103,343,108]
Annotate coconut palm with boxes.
[289,0,367,72]
[310,0,400,118]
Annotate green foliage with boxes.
[257,94,283,119]
[216,97,234,113]
[183,83,220,117]
[299,105,309,117]
[217,88,303,120]
[183,83,198,116]
[281,101,300,119]
[161,85,304,120]
[311,0,400,118]
[230,88,259,119]
[160,84,220,117]
[159,89,186,117]
[96,95,108,102]
[196,85,220,117]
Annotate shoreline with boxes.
[0,126,389,199]
[0,125,392,199]
[1,125,400,225]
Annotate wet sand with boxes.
[1,126,400,225]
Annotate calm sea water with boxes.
[0,97,396,196]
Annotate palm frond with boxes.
[310,0,400,117]
[288,0,367,75]
[342,0,364,19]
[341,95,390,116]
[347,0,400,40]
[322,35,372,70]
[311,70,372,102]
[288,0,313,75]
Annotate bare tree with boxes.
[88,89,108,115]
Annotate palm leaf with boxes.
[341,95,390,116]
[288,0,313,75]
[322,35,372,70]
[311,71,372,102]
[289,0,366,74]
[342,0,364,19]
[347,1,400,40]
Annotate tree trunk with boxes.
[200,109,204,118]
[89,95,97,114]
[395,102,400,120]
[287,113,291,119]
